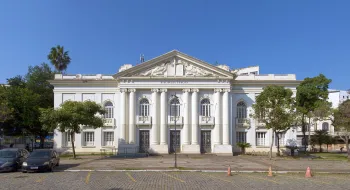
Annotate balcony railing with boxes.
[168,116,183,125]
[136,116,152,125]
[236,118,250,128]
[199,116,215,125]
[103,118,115,127]
[255,119,266,128]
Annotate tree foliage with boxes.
[3,63,55,145]
[47,45,71,73]
[252,85,296,158]
[333,99,350,159]
[295,74,332,151]
[310,130,329,152]
[40,101,105,158]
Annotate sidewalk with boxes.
[57,154,350,173]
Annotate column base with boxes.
[117,144,138,154]
[149,144,169,154]
[181,144,200,154]
[213,144,233,155]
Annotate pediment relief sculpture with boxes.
[133,59,218,77]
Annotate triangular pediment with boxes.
[113,50,234,79]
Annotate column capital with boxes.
[151,88,159,92]
[128,88,136,93]
[119,88,128,93]
[183,88,191,93]
[223,88,231,93]
[214,88,222,93]
[159,88,167,93]
[191,88,199,93]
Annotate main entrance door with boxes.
[201,130,211,153]
[139,130,150,153]
[169,130,180,153]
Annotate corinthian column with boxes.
[213,88,222,145]
[191,89,199,145]
[151,89,159,145]
[160,89,168,145]
[128,89,136,144]
[183,89,191,145]
[119,88,127,143]
[222,89,230,145]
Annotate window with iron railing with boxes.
[139,98,150,117]
[200,99,211,117]
[104,101,114,119]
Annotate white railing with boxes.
[168,116,183,125]
[236,118,250,128]
[103,118,115,127]
[136,116,152,125]
[255,119,266,128]
[199,116,215,125]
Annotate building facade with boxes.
[51,50,301,154]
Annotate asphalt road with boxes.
[0,171,348,190]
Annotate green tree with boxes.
[25,63,55,108]
[0,86,13,133]
[40,101,105,159]
[333,99,350,160]
[310,130,328,152]
[47,45,71,73]
[4,63,55,146]
[296,74,331,152]
[252,85,296,158]
[324,135,335,152]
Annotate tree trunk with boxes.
[71,132,76,159]
[319,144,322,152]
[40,135,45,149]
[346,136,350,160]
[269,131,274,159]
[302,114,307,153]
[276,132,280,156]
[326,144,328,152]
[308,117,311,152]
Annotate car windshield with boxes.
[0,151,16,158]
[29,151,51,158]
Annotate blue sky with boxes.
[0,1,349,89]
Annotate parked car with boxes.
[22,149,60,173]
[0,148,29,172]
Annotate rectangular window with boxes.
[84,132,95,146]
[236,132,247,143]
[104,107,113,118]
[256,132,266,146]
[63,132,74,147]
[103,132,114,146]
[275,133,285,146]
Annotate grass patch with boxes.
[310,152,348,161]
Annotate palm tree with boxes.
[47,45,71,73]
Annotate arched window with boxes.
[322,122,329,131]
[139,98,150,116]
[104,101,114,118]
[201,99,211,117]
[236,101,247,119]
[170,98,180,117]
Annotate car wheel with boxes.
[48,165,54,172]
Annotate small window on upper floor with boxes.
[237,101,247,119]
[139,98,150,117]
[200,99,211,117]
[322,122,329,131]
[104,101,114,118]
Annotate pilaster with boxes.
[128,89,136,144]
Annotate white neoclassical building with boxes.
[51,50,302,154]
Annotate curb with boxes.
[63,169,350,174]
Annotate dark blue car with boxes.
[22,149,60,173]
[0,148,29,172]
